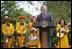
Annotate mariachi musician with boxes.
[28,16,41,48]
[1,15,14,48]
[56,19,69,48]
[16,15,27,48]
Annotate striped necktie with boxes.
[43,13,45,20]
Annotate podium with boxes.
[33,20,56,48]
[33,21,55,28]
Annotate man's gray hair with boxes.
[41,5,47,10]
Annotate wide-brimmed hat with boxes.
[31,16,37,20]
[1,16,12,22]
[16,15,28,20]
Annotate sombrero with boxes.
[16,15,28,20]
[1,16,12,22]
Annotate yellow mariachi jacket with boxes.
[29,22,39,36]
[16,22,27,34]
[1,23,14,36]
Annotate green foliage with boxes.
[46,1,71,24]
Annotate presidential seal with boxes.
[41,20,48,28]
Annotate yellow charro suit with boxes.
[57,24,69,48]
[16,22,27,48]
[1,23,14,48]
[28,22,41,48]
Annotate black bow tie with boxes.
[7,23,10,26]
[20,22,24,25]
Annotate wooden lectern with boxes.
[33,20,55,48]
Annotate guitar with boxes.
[57,23,71,38]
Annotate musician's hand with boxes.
[21,32,23,34]
[21,32,23,37]
[60,29,65,32]
[8,33,12,36]
[21,34,23,37]
[60,30,63,32]
[5,33,7,36]
[63,30,67,34]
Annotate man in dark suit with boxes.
[37,5,54,48]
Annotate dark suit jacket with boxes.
[37,12,54,41]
